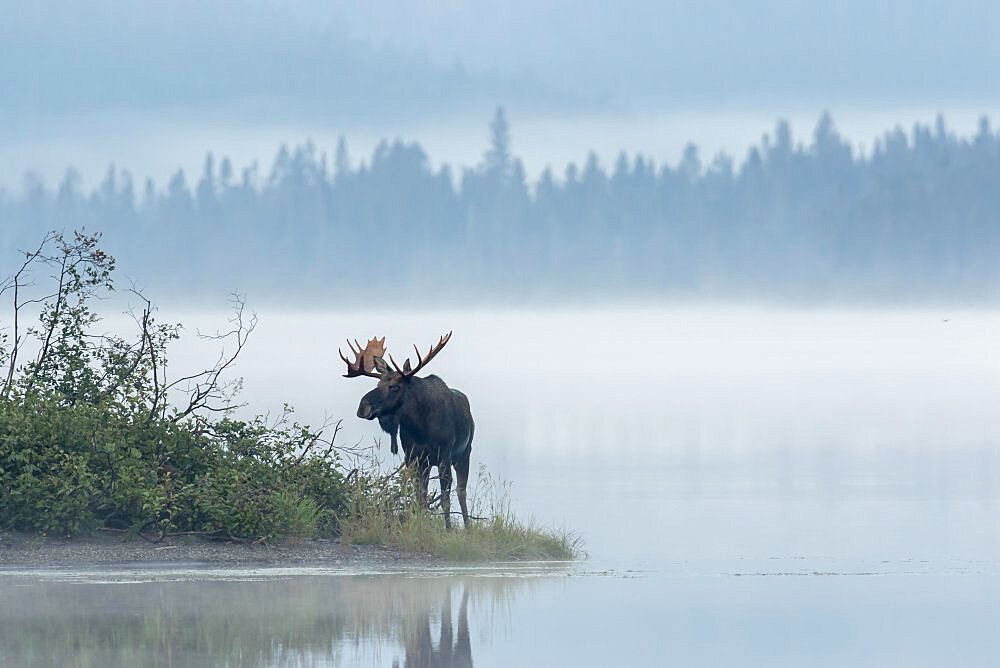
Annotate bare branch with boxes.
[1,233,55,397]
[168,293,257,422]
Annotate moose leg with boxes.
[454,453,471,528]
[439,462,453,530]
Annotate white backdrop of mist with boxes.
[162,306,1000,454]
[147,305,1000,566]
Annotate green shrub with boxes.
[0,402,101,535]
[0,232,349,539]
[0,392,350,539]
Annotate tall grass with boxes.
[271,492,325,537]
[339,466,581,561]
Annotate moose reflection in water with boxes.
[341,332,475,528]
[396,588,474,668]
[0,573,501,666]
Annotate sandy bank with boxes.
[0,531,433,570]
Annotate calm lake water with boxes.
[4,307,1000,666]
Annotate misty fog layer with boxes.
[154,306,1000,568]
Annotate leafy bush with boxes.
[0,232,348,539]
[0,400,102,535]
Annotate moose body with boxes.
[342,333,474,528]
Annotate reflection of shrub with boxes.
[0,573,526,666]
[0,232,348,539]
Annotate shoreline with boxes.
[0,531,435,570]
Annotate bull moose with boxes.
[340,332,474,528]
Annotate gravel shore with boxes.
[0,531,432,570]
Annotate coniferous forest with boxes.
[4,109,1000,303]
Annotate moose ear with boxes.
[402,359,412,374]
[372,356,391,375]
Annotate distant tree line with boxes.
[4,109,1000,303]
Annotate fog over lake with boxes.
[165,306,1000,570]
[5,306,1000,665]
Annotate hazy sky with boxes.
[322,0,1000,107]
[4,0,1000,119]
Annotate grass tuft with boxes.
[340,466,581,561]
[271,491,325,537]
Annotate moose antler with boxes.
[339,336,386,378]
[389,331,453,378]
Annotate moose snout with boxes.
[357,401,375,420]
